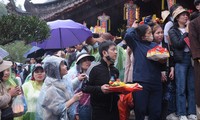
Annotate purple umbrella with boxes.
[32,19,92,49]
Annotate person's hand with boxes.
[161,71,167,82]
[185,24,189,33]
[8,86,21,97]
[72,91,83,102]
[75,114,79,120]
[185,21,190,33]
[169,67,174,80]
[198,59,200,63]
[78,73,87,81]
[101,84,110,94]
[132,20,139,28]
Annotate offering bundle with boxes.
[147,46,170,61]
[109,79,143,93]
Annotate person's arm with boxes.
[82,67,105,95]
[71,76,81,91]
[0,92,11,108]
[65,92,82,108]
[0,84,20,108]
[168,29,186,49]
[124,47,132,83]
[164,22,173,44]
[124,28,137,51]
[168,67,174,80]
[41,87,68,115]
[41,84,83,115]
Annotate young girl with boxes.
[124,24,163,120]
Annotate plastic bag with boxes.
[12,94,27,117]
[109,83,143,93]
[118,93,134,120]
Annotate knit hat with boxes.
[0,57,12,72]
[194,0,200,6]
[76,53,95,64]
[161,10,170,22]
[172,7,189,19]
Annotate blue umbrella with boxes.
[31,19,92,49]
[23,46,45,58]
[0,47,9,58]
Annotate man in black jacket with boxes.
[82,40,119,120]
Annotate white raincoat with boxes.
[36,56,73,120]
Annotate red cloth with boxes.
[118,93,134,120]
[184,37,190,48]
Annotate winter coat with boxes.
[189,16,200,106]
[82,59,120,120]
[0,81,11,109]
[0,81,12,119]
[168,27,189,63]
[124,27,162,85]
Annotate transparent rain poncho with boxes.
[22,80,43,120]
[36,56,75,120]
[64,64,83,115]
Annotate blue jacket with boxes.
[124,28,162,85]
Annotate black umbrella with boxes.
[23,46,45,58]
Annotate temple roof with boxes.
[7,0,90,20]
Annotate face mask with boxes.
[106,56,115,64]
[93,42,99,49]
[146,35,153,42]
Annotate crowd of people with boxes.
[0,1,200,120]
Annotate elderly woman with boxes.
[0,58,20,120]
[66,53,95,120]
[22,64,45,120]
[36,56,83,120]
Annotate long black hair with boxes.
[135,24,150,40]
[0,71,4,81]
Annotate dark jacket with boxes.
[189,16,200,60]
[82,59,119,120]
[168,27,189,63]
[189,16,200,106]
[124,28,162,85]
[161,41,175,73]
